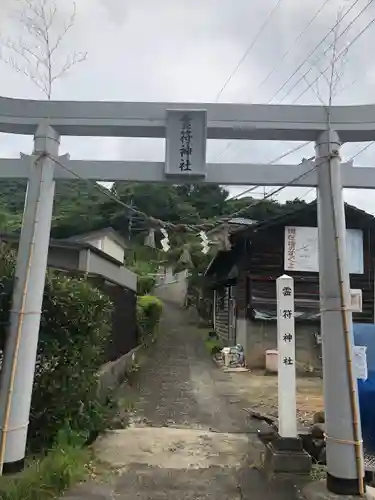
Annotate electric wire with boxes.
[43,3,373,236]
[282,0,373,103]
[268,0,363,103]
[347,141,374,162]
[212,1,360,165]
[222,1,372,208]
[292,10,375,103]
[253,0,332,95]
[208,161,319,233]
[47,152,321,232]
[214,0,285,102]
[226,141,313,201]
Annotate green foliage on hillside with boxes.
[0,179,308,288]
[0,179,307,239]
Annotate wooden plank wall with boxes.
[237,216,375,323]
[214,286,230,344]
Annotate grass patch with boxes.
[0,431,93,500]
[310,463,326,481]
[204,334,223,356]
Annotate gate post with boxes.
[276,274,297,438]
[0,123,59,473]
[263,276,311,475]
[316,130,364,495]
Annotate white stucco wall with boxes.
[102,236,125,263]
[80,249,137,292]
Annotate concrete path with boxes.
[62,303,301,500]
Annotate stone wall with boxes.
[98,345,141,398]
[245,320,322,375]
[154,276,188,307]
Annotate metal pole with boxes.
[128,199,133,241]
[0,123,59,474]
[213,290,216,331]
[316,130,364,495]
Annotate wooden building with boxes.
[205,202,375,374]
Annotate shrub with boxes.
[137,275,156,296]
[0,428,90,500]
[0,244,113,451]
[136,295,163,343]
[128,260,157,295]
[204,334,223,356]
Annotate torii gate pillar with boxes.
[316,130,364,495]
[0,124,59,473]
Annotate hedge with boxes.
[136,295,163,344]
[0,244,113,451]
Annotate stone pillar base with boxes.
[263,437,312,474]
[303,479,368,500]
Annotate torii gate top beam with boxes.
[1,96,375,142]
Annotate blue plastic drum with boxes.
[353,323,375,453]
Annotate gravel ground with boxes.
[130,302,254,434]
[224,370,324,427]
[63,302,303,500]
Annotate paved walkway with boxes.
[63,303,301,500]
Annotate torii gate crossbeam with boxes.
[1,96,375,142]
[0,98,370,495]
[2,157,375,188]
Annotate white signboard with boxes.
[350,289,363,313]
[284,226,364,274]
[165,109,207,178]
[354,345,368,381]
[276,275,297,438]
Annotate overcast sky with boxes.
[0,0,375,213]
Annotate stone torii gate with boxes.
[1,97,375,494]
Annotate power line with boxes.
[209,0,362,209]
[206,160,320,233]
[348,141,375,162]
[214,141,313,200]
[214,0,285,102]
[268,0,363,103]
[227,141,313,200]
[47,152,322,234]
[254,0,332,95]
[49,157,181,231]
[288,0,374,103]
[298,187,316,199]
[212,1,359,165]
[292,11,375,103]
[209,139,311,196]
[260,3,372,212]
[226,186,258,202]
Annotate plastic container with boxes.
[265,349,278,373]
[353,323,375,453]
[222,347,231,367]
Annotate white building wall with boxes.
[154,267,189,305]
[83,235,124,263]
[86,238,103,251]
[83,250,137,291]
[102,236,125,263]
